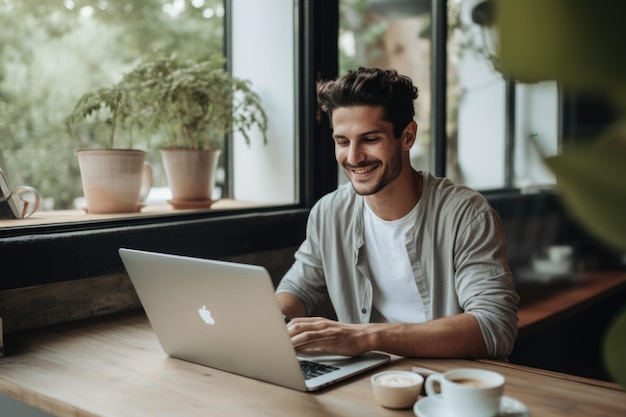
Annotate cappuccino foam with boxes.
[450,377,493,388]
[377,374,419,387]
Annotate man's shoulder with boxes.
[314,182,358,209]
[308,183,360,227]
[424,172,491,214]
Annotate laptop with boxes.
[118,248,390,391]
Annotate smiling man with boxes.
[276,67,519,360]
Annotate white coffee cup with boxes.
[371,370,424,409]
[425,368,505,417]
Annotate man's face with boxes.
[331,105,404,196]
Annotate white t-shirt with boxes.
[363,201,426,323]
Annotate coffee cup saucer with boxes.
[413,395,529,417]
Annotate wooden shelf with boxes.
[517,271,626,337]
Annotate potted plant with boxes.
[64,81,152,214]
[125,53,268,209]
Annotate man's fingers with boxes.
[286,317,331,336]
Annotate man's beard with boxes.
[345,146,403,196]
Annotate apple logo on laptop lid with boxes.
[198,305,216,325]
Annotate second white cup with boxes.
[371,370,424,409]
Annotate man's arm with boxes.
[276,292,308,321]
[285,313,489,358]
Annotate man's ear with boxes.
[402,121,418,151]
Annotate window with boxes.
[338,0,432,185]
[230,1,297,205]
[448,0,558,191]
[0,0,339,292]
[0,0,298,223]
[338,0,561,192]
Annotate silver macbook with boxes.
[119,248,390,391]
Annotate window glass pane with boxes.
[447,0,506,189]
[338,0,432,186]
[0,0,297,221]
[448,0,558,190]
[230,0,297,206]
[513,81,558,189]
[0,0,225,211]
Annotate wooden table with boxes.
[1,311,624,417]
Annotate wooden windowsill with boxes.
[0,199,268,228]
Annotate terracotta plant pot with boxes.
[160,148,221,209]
[75,149,148,214]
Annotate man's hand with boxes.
[284,313,490,359]
[286,317,375,357]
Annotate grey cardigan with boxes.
[276,171,519,359]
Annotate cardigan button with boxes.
[361,308,367,314]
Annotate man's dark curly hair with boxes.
[316,67,419,138]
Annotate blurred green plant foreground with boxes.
[496,0,626,387]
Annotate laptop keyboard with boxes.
[299,360,340,380]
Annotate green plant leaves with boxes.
[545,133,626,252]
[495,0,626,389]
[545,126,626,389]
[603,308,626,388]
[64,87,124,149]
[496,0,626,91]
[117,53,268,150]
